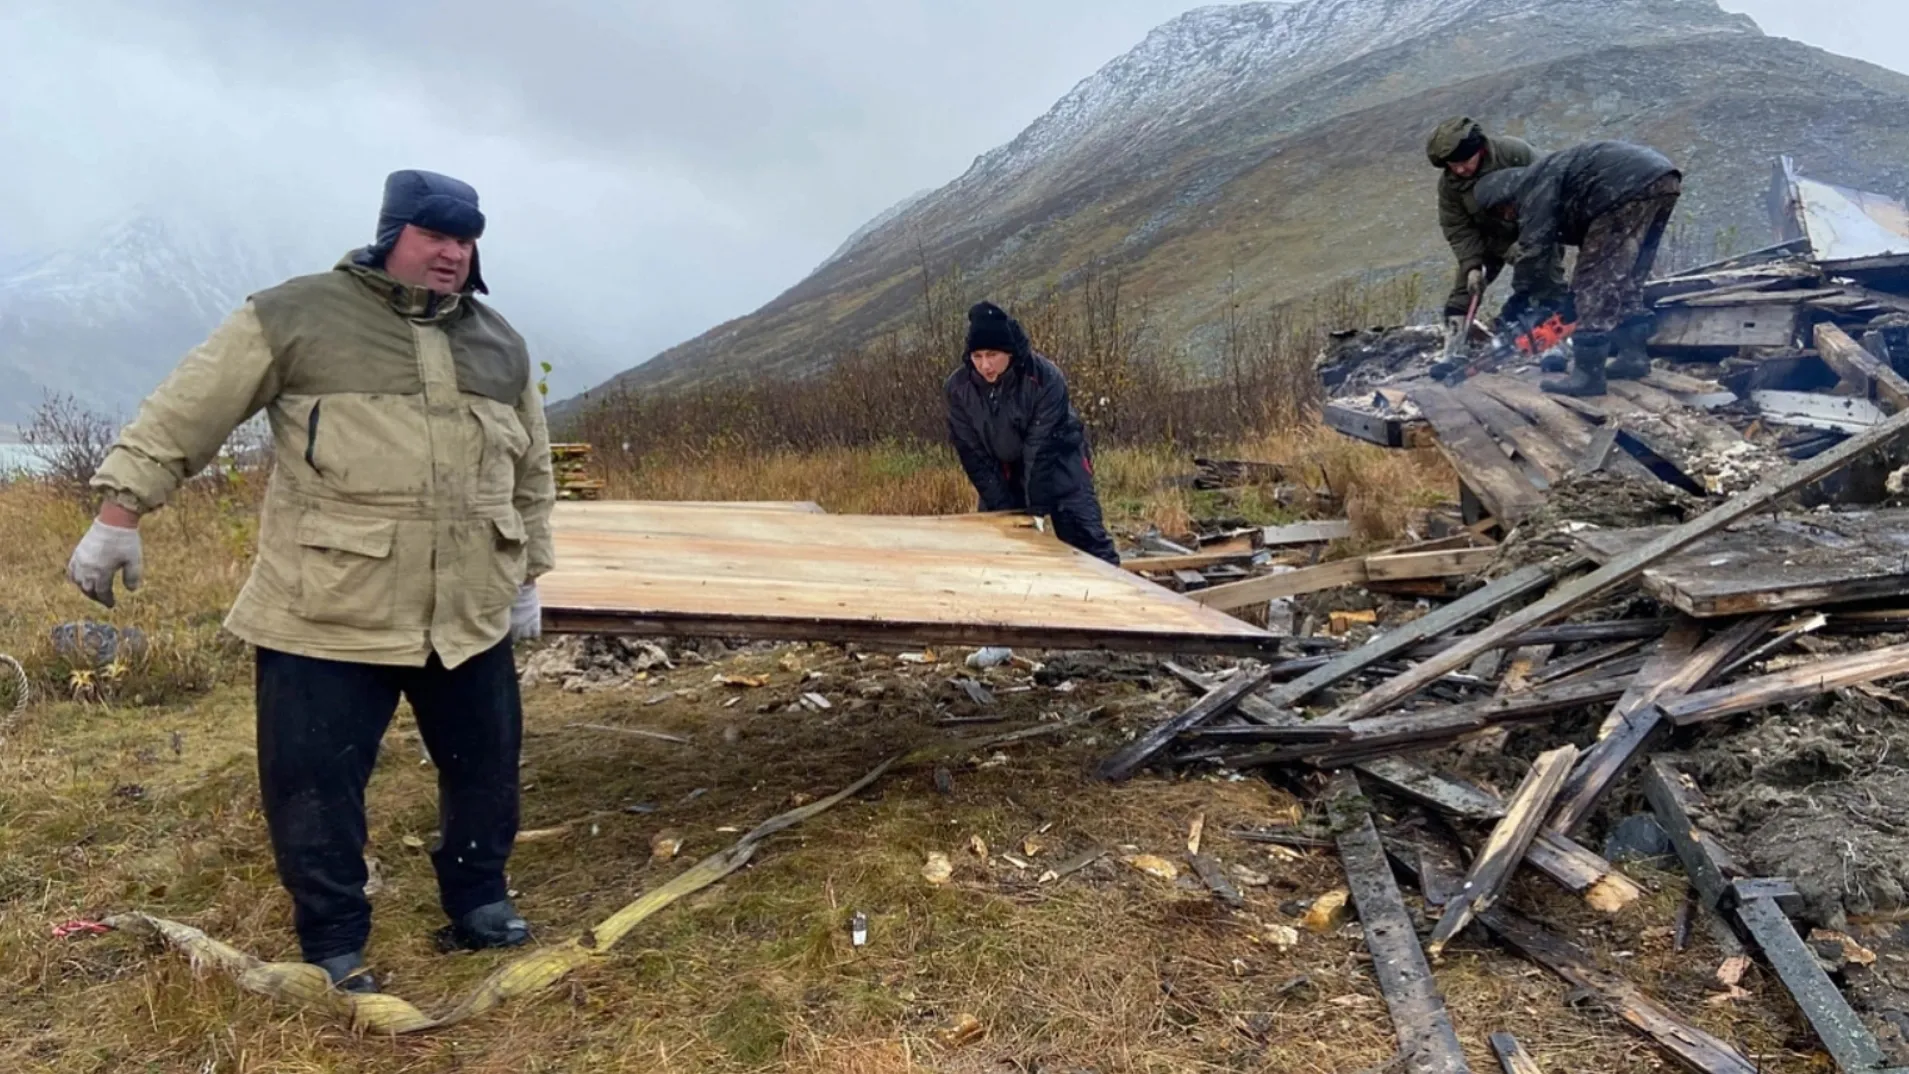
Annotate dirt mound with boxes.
[1685,681,1909,929]
[519,635,740,691]
[1494,470,1697,571]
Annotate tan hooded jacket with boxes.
[91,255,556,669]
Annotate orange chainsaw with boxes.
[1432,312,1577,386]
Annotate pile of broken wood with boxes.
[1099,403,1909,1073]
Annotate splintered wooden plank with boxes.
[1096,666,1278,782]
[1573,513,1909,617]
[1472,375,1599,454]
[1594,619,1706,738]
[1261,520,1353,546]
[1489,1033,1543,1074]
[1319,405,1909,725]
[1817,322,1909,413]
[1660,641,1909,726]
[1653,304,1800,350]
[1227,673,1631,769]
[1549,616,1773,836]
[1327,773,1472,1074]
[1257,563,1554,711]
[1457,389,1579,482]
[1640,760,1894,1074]
[1411,385,1547,524]
[1190,557,1369,611]
[1355,758,1642,912]
[544,503,1277,656]
[1428,746,1579,957]
[1482,908,1760,1074]
[1364,547,1499,582]
[1121,550,1257,573]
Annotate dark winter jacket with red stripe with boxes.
[944,348,1094,514]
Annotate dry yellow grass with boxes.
[0,642,1817,1073]
[6,428,1814,1073]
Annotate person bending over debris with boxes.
[945,301,1119,565]
[64,170,556,994]
[1425,117,1566,338]
[1474,140,1683,397]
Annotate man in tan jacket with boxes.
[65,170,557,993]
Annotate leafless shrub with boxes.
[22,393,119,502]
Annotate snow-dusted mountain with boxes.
[572,0,1909,403]
[0,213,301,426]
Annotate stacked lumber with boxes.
[1098,404,1909,1074]
[550,442,605,500]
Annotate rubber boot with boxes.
[1539,350,1568,373]
[312,951,378,994]
[1542,331,1609,398]
[437,899,532,953]
[1607,315,1653,380]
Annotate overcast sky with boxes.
[2,0,1904,391]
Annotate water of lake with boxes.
[0,443,51,475]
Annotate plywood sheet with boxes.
[540,502,1278,655]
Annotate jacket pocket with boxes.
[293,514,399,629]
[469,399,530,502]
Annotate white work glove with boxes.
[67,519,143,609]
[1466,267,1486,298]
[509,583,542,641]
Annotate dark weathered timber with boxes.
[1098,666,1278,781]
[1182,724,1353,743]
[1818,322,1909,413]
[1488,1033,1543,1074]
[1575,514,1909,618]
[1227,674,1631,769]
[1642,759,1894,1074]
[1258,563,1556,711]
[1527,638,1653,687]
[1482,907,1760,1074]
[1323,404,1909,726]
[1594,618,1707,738]
[1471,374,1599,453]
[1187,852,1246,908]
[1327,773,1472,1074]
[1355,758,1640,911]
[1412,384,1547,524]
[1457,388,1578,482]
[1578,424,1621,477]
[1638,758,1743,914]
[1549,616,1775,836]
[1660,641,1909,727]
[1717,612,1827,680]
[1736,899,1893,1074]
[1356,758,1506,820]
[1428,746,1579,957]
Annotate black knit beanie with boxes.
[965,301,1024,356]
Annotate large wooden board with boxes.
[1575,512,1909,616]
[1410,385,1546,523]
[542,502,1277,655]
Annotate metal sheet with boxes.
[1772,155,1909,263]
[1750,390,1889,433]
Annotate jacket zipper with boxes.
[305,400,323,476]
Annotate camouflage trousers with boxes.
[1573,174,1682,333]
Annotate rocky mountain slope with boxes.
[570,0,1909,406]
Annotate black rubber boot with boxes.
[1539,350,1568,373]
[312,951,378,994]
[1542,331,1610,398]
[437,899,532,953]
[1607,315,1653,380]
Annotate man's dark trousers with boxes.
[255,639,522,961]
[1048,491,1120,565]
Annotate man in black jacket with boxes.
[945,302,1119,564]
[1474,141,1683,397]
